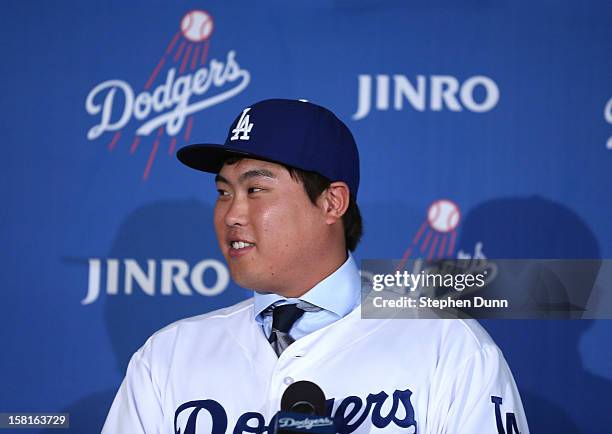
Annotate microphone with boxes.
[273,381,336,434]
[281,380,326,415]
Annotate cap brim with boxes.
[177,144,259,174]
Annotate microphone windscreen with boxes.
[281,381,326,415]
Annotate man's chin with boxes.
[228,268,260,290]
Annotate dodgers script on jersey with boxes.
[102,299,529,434]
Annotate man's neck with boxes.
[271,250,349,298]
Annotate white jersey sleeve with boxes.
[101,342,163,434]
[429,342,529,434]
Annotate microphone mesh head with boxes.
[280,381,327,415]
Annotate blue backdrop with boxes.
[1,1,611,433]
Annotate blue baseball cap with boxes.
[177,99,360,197]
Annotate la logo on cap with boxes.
[231,107,254,141]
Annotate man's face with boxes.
[214,158,328,294]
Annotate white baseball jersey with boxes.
[102,298,529,434]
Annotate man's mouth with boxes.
[228,239,256,258]
[230,241,255,250]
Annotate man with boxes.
[102,99,529,433]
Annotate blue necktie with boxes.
[268,304,305,356]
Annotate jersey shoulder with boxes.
[377,316,497,350]
[434,318,506,372]
[375,316,501,366]
[449,318,497,349]
[136,298,255,360]
[157,297,254,333]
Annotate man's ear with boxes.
[321,182,350,225]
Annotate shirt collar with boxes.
[253,252,361,320]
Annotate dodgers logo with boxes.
[396,199,462,272]
[85,10,251,180]
[231,107,254,141]
[174,388,417,434]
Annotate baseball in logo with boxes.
[85,10,250,180]
[181,10,214,42]
[397,199,461,270]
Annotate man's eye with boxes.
[217,189,230,197]
[248,187,264,194]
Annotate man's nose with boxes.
[224,195,248,227]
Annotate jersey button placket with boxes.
[272,340,305,404]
